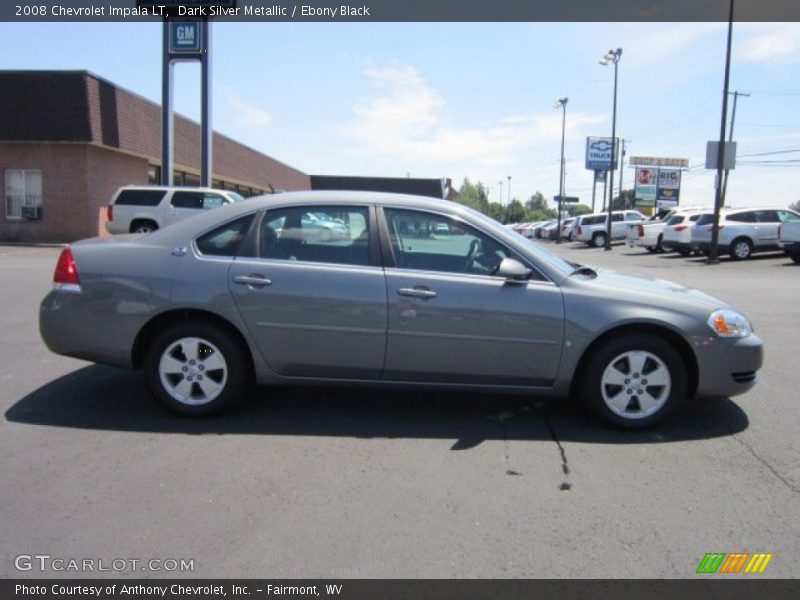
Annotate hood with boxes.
[577,267,728,312]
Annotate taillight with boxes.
[674,225,688,232]
[54,247,80,288]
[637,225,644,236]
[106,205,113,221]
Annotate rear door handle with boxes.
[233,274,272,288]
[398,287,437,299]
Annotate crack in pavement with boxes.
[537,402,572,491]
[724,425,800,493]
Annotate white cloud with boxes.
[343,64,604,172]
[221,90,273,127]
[736,23,800,64]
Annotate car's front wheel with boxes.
[730,237,753,261]
[144,321,250,416]
[580,334,687,429]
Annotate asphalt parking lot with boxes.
[1,243,798,579]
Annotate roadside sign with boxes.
[586,137,619,171]
[594,170,606,182]
[705,141,737,170]
[169,21,202,54]
[635,167,657,205]
[629,156,689,169]
[657,169,681,190]
[554,196,580,204]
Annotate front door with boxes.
[380,208,564,386]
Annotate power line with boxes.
[738,148,800,157]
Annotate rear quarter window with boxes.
[666,215,685,225]
[113,189,166,206]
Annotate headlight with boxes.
[707,309,752,338]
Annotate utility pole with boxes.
[720,90,749,206]
[708,0,735,265]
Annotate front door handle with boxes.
[398,287,437,299]
[233,274,272,288]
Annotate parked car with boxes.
[518,221,544,239]
[574,210,646,247]
[662,211,706,256]
[534,220,556,239]
[105,186,245,235]
[559,217,577,241]
[625,207,698,253]
[41,191,763,429]
[778,220,800,264]
[540,220,560,240]
[691,207,800,260]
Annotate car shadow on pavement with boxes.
[5,364,749,448]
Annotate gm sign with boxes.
[169,21,202,54]
[585,136,619,171]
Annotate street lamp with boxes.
[498,180,503,205]
[599,47,622,251]
[553,97,568,243]
[507,175,511,204]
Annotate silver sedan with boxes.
[40,192,763,429]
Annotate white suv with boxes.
[690,207,800,260]
[105,186,245,235]
[574,210,646,247]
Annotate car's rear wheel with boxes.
[791,247,800,265]
[592,231,607,248]
[144,321,249,416]
[730,237,753,261]
[580,334,687,429]
[131,220,158,235]
[678,248,692,256]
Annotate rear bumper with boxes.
[691,333,764,398]
[105,220,128,235]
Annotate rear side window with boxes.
[114,189,166,206]
[195,215,254,257]
[172,191,227,210]
[727,211,756,223]
[696,214,715,226]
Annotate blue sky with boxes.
[2,21,799,208]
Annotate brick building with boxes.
[0,70,310,243]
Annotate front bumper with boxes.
[691,333,764,398]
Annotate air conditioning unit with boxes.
[21,206,42,220]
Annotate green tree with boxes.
[487,202,505,223]
[505,199,526,224]
[570,204,592,216]
[525,192,549,213]
[455,178,489,213]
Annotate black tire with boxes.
[678,248,692,257]
[791,247,800,265]
[579,333,687,429]
[729,237,753,261]
[592,231,607,248]
[655,234,664,253]
[144,321,250,417]
[131,220,158,235]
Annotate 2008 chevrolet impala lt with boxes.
[40,191,763,428]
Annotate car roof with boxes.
[117,185,236,194]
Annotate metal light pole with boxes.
[554,97,568,243]
[600,48,622,251]
[498,180,504,205]
[507,175,511,204]
[618,139,627,209]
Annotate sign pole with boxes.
[200,19,212,187]
[161,21,174,185]
[591,175,597,213]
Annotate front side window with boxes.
[624,212,640,221]
[384,208,514,277]
[778,210,800,223]
[754,210,779,223]
[259,206,370,266]
[5,169,42,219]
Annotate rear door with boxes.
[753,210,781,247]
[379,207,564,386]
[228,204,387,379]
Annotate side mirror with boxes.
[496,258,530,281]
